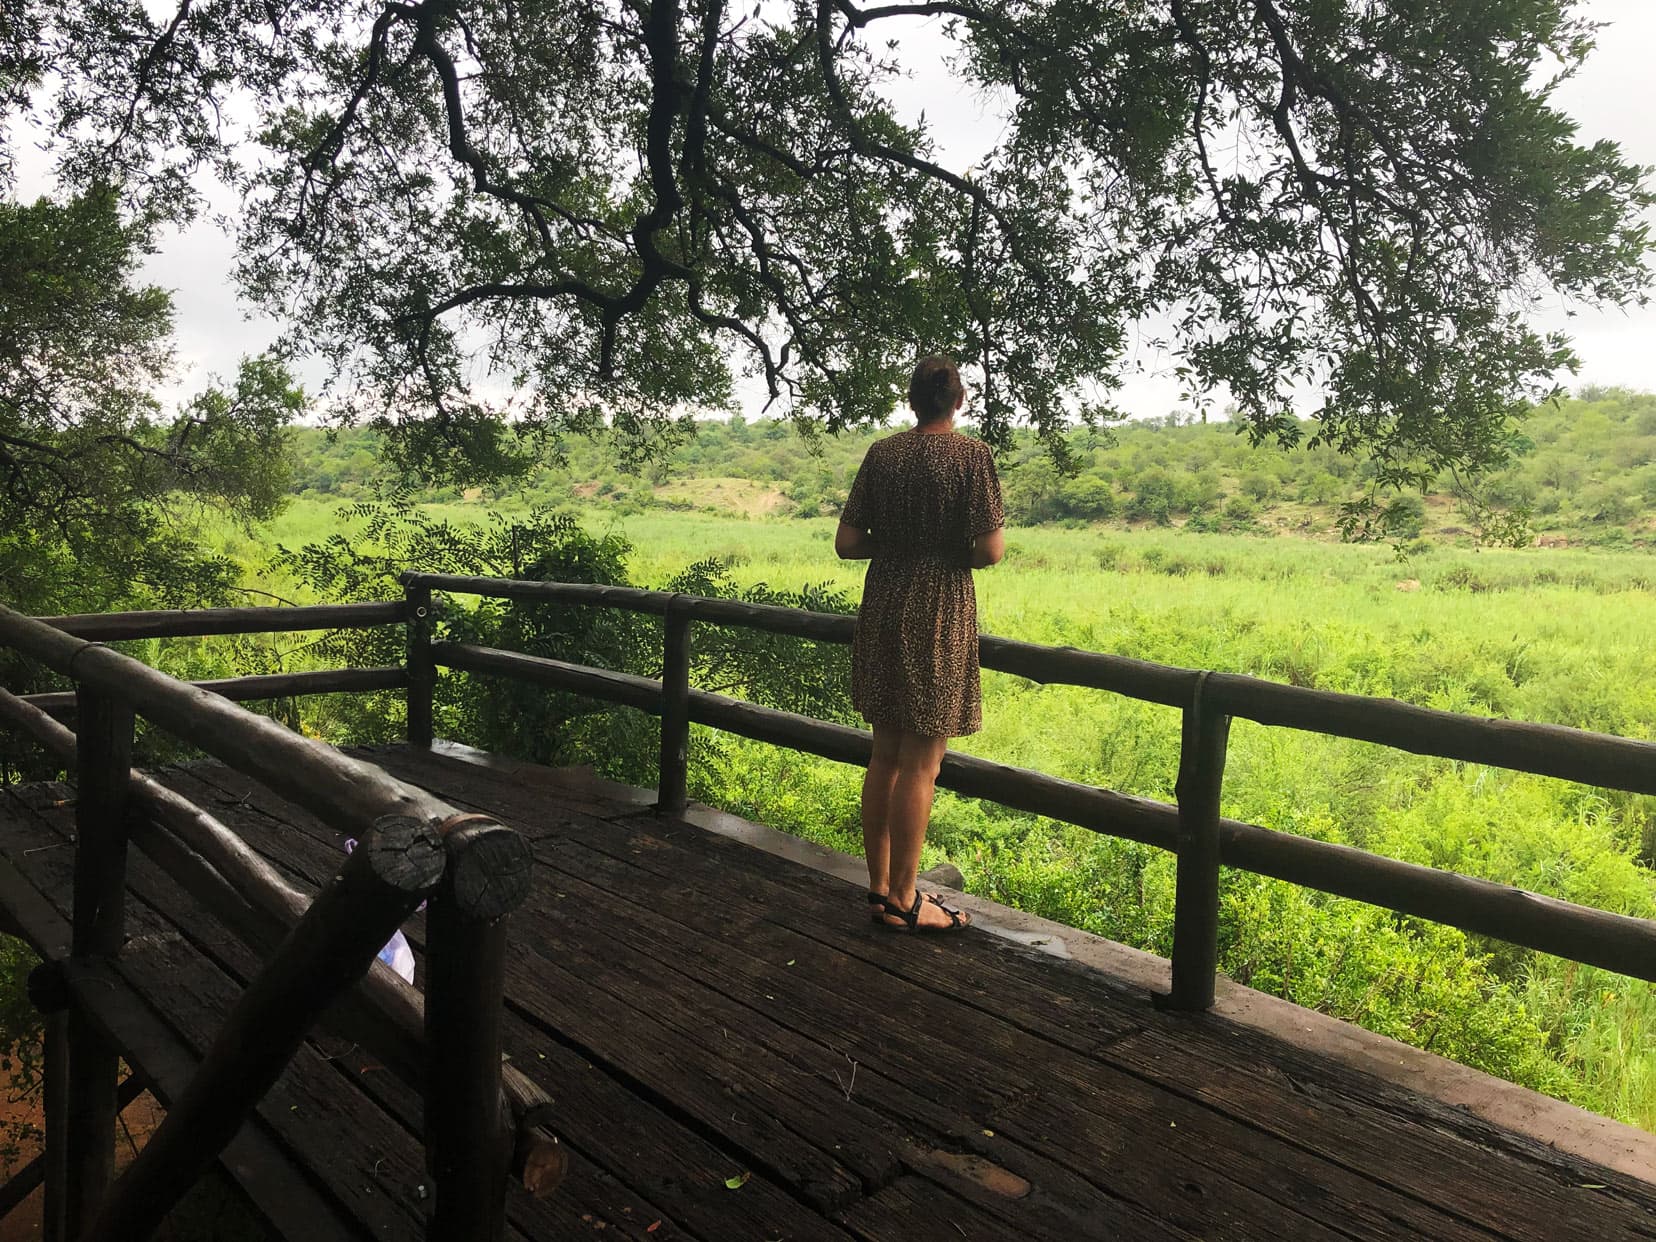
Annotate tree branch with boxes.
[411,0,556,247]
[111,0,196,150]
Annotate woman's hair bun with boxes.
[908,354,964,421]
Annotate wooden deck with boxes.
[1,745,1653,1240]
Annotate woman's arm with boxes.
[968,526,1005,569]
[835,522,877,560]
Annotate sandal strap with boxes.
[924,893,967,928]
[882,892,923,928]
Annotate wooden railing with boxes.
[402,572,1656,1006]
[0,601,551,1242]
[2,576,1655,1238]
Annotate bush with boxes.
[1055,477,1118,521]
[1124,468,1179,524]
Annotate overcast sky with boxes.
[17,0,1656,417]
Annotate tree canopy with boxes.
[11,0,1653,487]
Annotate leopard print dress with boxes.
[841,429,1005,738]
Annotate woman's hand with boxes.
[967,527,1005,569]
[835,521,877,560]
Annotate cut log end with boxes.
[513,1127,568,1198]
[361,815,447,894]
[446,824,534,921]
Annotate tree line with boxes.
[291,387,1656,550]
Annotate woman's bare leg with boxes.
[883,730,958,929]
[861,725,902,897]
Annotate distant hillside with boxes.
[288,387,1656,550]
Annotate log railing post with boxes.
[406,582,435,749]
[1160,672,1231,1012]
[66,685,132,1237]
[657,598,691,815]
[424,817,533,1242]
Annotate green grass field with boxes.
[213,496,1656,1128]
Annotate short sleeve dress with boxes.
[840,430,1005,738]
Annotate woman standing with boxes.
[835,355,1005,932]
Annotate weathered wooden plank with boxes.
[122,868,686,1242]
[834,1175,1068,1242]
[83,805,445,1242]
[513,847,1246,1241]
[504,934,875,1210]
[192,774,874,1215]
[19,768,854,1242]
[356,753,1152,1056]
[368,742,653,821]
[571,816,1654,1237]
[0,787,422,1239]
[326,1002,782,1242]
[153,766,1097,1238]
[1093,1020,1656,1241]
[91,813,680,1241]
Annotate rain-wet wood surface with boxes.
[1,744,1653,1240]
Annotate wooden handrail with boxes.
[34,601,408,641]
[434,640,1656,983]
[408,573,1656,795]
[21,667,407,713]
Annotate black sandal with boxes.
[881,891,971,934]
[866,890,888,923]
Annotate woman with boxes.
[835,355,1005,933]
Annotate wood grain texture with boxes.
[3,748,1654,1242]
